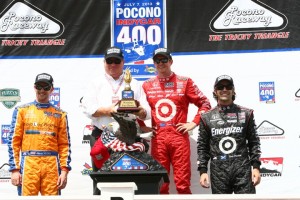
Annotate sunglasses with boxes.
[154,58,169,64]
[216,85,233,90]
[35,84,52,91]
[106,58,121,64]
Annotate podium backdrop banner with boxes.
[0,0,300,57]
[1,0,300,196]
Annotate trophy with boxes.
[90,112,169,194]
[117,69,139,113]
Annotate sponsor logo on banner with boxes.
[112,0,166,80]
[210,0,288,33]
[0,88,21,109]
[260,157,283,178]
[259,81,275,103]
[0,0,64,38]
[208,0,289,41]
[295,88,300,101]
[0,163,11,180]
[257,120,285,139]
[1,125,11,145]
[81,163,92,175]
[82,124,93,144]
[49,87,60,108]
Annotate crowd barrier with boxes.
[3,182,300,200]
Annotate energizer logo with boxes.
[212,126,243,136]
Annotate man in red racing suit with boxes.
[142,48,211,194]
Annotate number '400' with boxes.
[117,25,161,44]
[260,89,274,95]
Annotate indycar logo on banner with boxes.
[82,124,93,144]
[260,157,283,178]
[111,0,166,80]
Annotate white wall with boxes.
[1,50,300,196]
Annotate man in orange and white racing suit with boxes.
[8,73,71,196]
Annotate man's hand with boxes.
[252,168,261,186]
[92,104,117,117]
[11,170,22,186]
[133,106,147,120]
[139,126,154,133]
[199,173,210,188]
[176,122,197,134]
[57,170,68,190]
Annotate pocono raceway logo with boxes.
[209,0,289,41]
[256,120,285,139]
[0,0,65,46]
[0,163,11,181]
[260,157,283,178]
[295,88,300,101]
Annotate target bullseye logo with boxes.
[155,99,176,121]
[219,136,236,154]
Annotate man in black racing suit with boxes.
[197,75,261,194]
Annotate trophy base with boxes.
[90,152,169,194]
[117,99,139,113]
[117,107,140,113]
